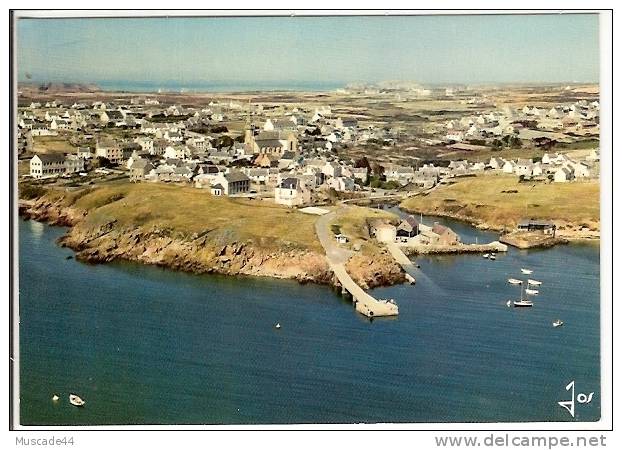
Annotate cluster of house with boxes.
[369,215,461,246]
[438,100,600,146]
[18,95,402,160]
[488,149,599,182]
[13,98,347,179]
[22,97,396,206]
[21,94,601,209]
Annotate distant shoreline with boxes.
[17,80,600,96]
[17,80,347,95]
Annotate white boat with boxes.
[525,288,539,295]
[508,278,522,285]
[483,253,489,258]
[510,277,533,307]
[521,268,533,274]
[553,319,564,327]
[528,279,542,286]
[506,300,512,307]
[275,323,281,329]
[69,394,85,407]
[52,394,59,402]
[489,255,496,260]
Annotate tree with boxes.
[354,156,371,169]
[92,156,113,169]
[216,135,234,149]
[371,162,385,178]
[369,177,382,188]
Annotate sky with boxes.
[16,14,600,87]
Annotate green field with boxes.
[401,174,600,230]
[32,135,77,154]
[28,183,323,252]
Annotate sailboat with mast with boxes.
[508,275,534,307]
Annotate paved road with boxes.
[314,208,353,265]
[314,207,398,317]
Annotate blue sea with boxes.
[18,216,600,425]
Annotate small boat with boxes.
[508,278,522,285]
[513,299,534,307]
[274,323,281,329]
[506,300,512,307]
[553,319,564,328]
[521,268,533,274]
[65,255,73,260]
[483,253,489,259]
[52,394,59,402]
[528,279,542,286]
[525,288,539,295]
[489,255,496,260]
[69,394,85,407]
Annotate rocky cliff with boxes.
[19,196,404,290]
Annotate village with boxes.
[18,83,600,254]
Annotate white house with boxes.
[515,159,534,177]
[571,161,591,178]
[211,171,251,196]
[163,145,190,160]
[328,176,356,192]
[274,177,311,207]
[502,160,516,174]
[586,149,600,162]
[531,162,544,176]
[385,164,415,185]
[135,136,154,154]
[322,162,342,178]
[489,157,505,170]
[554,166,574,183]
[29,154,66,179]
[77,147,92,159]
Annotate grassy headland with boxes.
[22,182,322,252]
[400,174,599,235]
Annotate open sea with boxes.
[18,215,600,425]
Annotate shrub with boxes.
[19,184,47,200]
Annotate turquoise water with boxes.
[18,218,600,425]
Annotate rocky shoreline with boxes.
[19,197,404,290]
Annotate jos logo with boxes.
[558,380,594,418]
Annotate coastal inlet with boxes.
[19,215,600,424]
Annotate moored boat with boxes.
[483,253,489,259]
[525,288,539,295]
[528,279,542,286]
[508,278,522,285]
[521,268,533,274]
[513,299,534,307]
[553,319,564,327]
[69,394,85,407]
